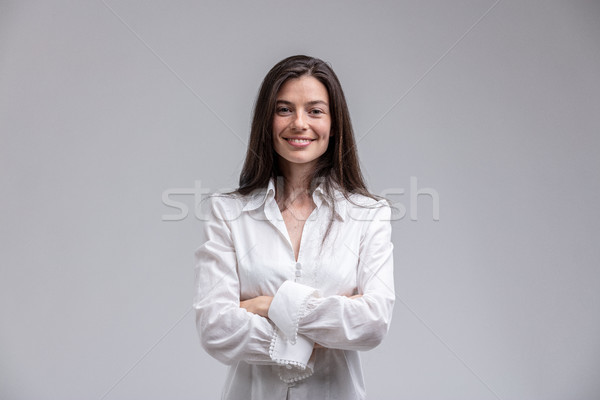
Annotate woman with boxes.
[194,55,395,399]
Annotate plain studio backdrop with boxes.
[1,1,599,399]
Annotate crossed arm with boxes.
[239,294,363,317]
[239,294,364,349]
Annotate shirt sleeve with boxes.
[193,195,315,375]
[268,200,395,351]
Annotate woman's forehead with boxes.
[276,76,329,102]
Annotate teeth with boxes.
[287,139,312,143]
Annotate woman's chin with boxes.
[279,156,319,166]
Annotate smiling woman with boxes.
[272,76,332,164]
[193,55,395,400]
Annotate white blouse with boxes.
[193,177,395,400]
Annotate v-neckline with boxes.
[271,201,317,263]
[295,206,317,262]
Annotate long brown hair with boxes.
[232,55,386,244]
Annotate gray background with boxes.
[1,0,599,399]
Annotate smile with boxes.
[284,137,315,148]
[285,138,315,143]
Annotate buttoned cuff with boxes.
[275,344,317,384]
[269,328,315,382]
[268,280,320,343]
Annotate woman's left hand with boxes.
[240,296,273,318]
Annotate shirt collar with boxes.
[241,178,277,212]
[241,177,347,221]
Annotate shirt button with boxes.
[295,270,302,277]
[286,364,292,369]
[295,262,302,270]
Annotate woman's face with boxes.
[272,75,331,171]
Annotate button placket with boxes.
[294,261,302,281]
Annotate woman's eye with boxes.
[310,109,323,115]
[277,107,291,113]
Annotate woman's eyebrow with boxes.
[275,99,329,107]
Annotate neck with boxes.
[276,159,316,203]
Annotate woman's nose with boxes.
[291,112,308,130]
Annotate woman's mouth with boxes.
[284,138,315,147]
